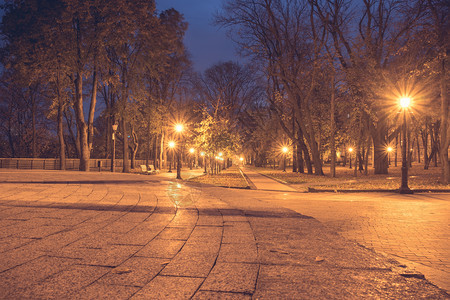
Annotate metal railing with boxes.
[0,158,147,171]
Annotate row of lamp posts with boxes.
[109,97,412,194]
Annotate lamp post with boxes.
[111,123,118,172]
[399,97,413,194]
[239,156,244,166]
[168,141,175,173]
[387,146,393,166]
[174,124,183,179]
[348,147,353,169]
[282,147,288,172]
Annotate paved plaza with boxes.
[242,168,450,292]
[0,169,448,299]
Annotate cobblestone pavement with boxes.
[242,168,450,292]
[0,169,448,299]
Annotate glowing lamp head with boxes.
[387,146,393,152]
[218,152,223,157]
[348,147,353,153]
[168,141,175,148]
[399,97,411,108]
[175,124,184,133]
[200,152,205,156]
[282,147,288,153]
[112,124,118,131]
[189,148,195,154]
[239,157,244,161]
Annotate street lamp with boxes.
[399,97,413,194]
[282,146,288,172]
[168,141,175,173]
[174,124,184,179]
[111,123,118,172]
[348,147,353,169]
[387,146,393,166]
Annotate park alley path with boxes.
[240,168,450,292]
[0,169,447,299]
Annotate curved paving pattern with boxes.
[0,169,448,299]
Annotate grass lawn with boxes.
[188,166,249,188]
[250,163,450,191]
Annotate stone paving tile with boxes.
[96,257,168,287]
[167,208,198,226]
[136,239,185,258]
[0,255,80,298]
[199,262,259,294]
[196,214,223,226]
[75,283,140,300]
[160,256,217,277]
[192,291,252,300]
[254,264,447,299]
[217,243,258,263]
[20,264,110,299]
[112,227,162,246]
[158,226,194,240]
[131,275,204,299]
[0,236,35,252]
[53,244,141,267]
[188,225,223,243]
[0,245,45,272]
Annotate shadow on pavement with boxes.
[0,200,314,219]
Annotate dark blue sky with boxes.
[157,0,239,73]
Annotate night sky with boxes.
[157,0,239,73]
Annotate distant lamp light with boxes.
[387,147,393,153]
[400,97,411,108]
[175,124,184,133]
[239,157,244,161]
[282,147,288,153]
[218,152,223,157]
[189,148,195,154]
[348,147,353,153]
[200,152,205,156]
[168,141,175,148]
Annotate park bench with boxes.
[139,165,159,175]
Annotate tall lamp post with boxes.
[282,147,288,172]
[111,123,118,172]
[174,124,184,179]
[348,147,353,169]
[168,141,175,173]
[399,97,413,194]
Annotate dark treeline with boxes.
[0,0,448,183]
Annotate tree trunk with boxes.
[74,73,90,171]
[31,91,36,158]
[371,121,389,174]
[395,134,399,167]
[296,143,304,173]
[439,55,449,183]
[88,65,98,153]
[330,71,336,177]
[121,118,129,173]
[57,76,66,170]
[160,130,165,169]
[153,135,158,169]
